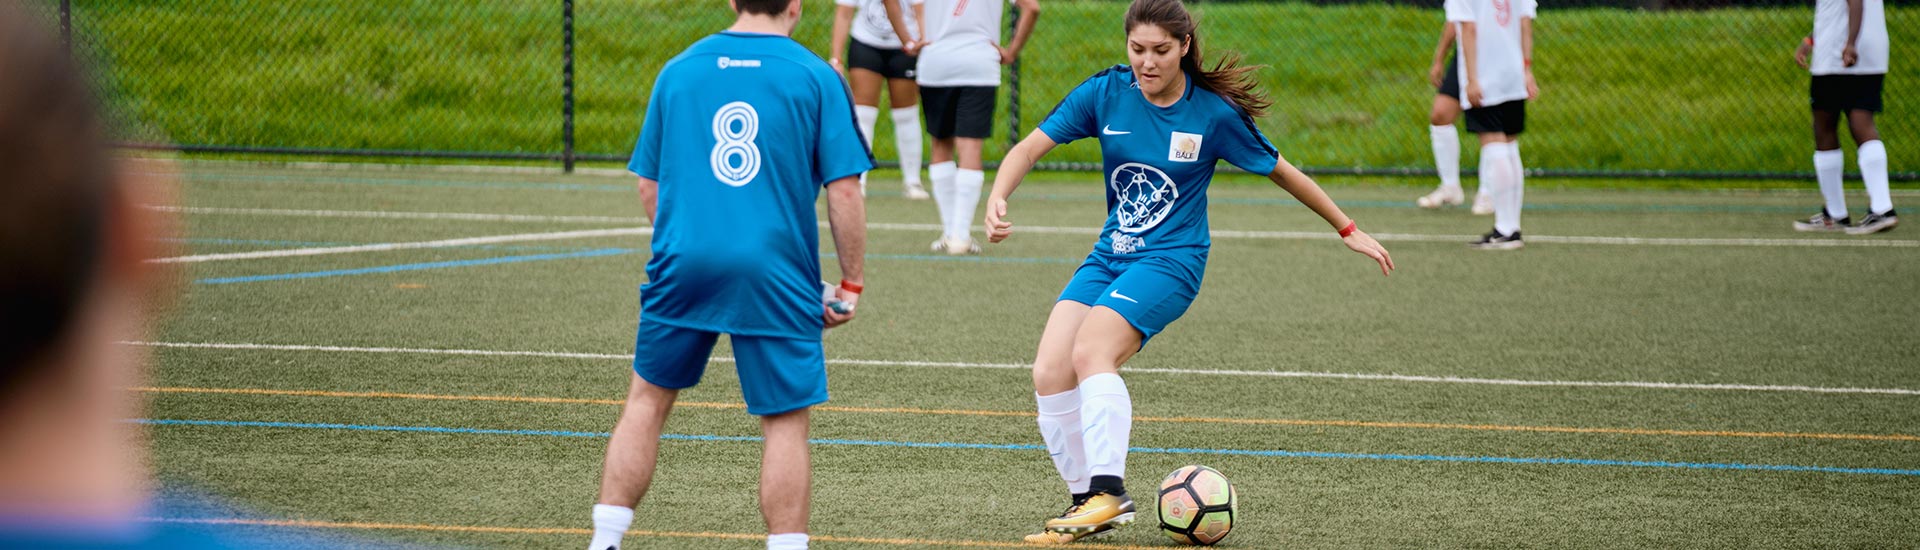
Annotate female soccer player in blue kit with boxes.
[982,0,1393,542]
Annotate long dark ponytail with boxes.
[1124,0,1271,119]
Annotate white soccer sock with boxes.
[950,169,984,240]
[1505,141,1525,230]
[1815,149,1848,219]
[1079,373,1132,480]
[892,107,924,185]
[1430,124,1461,191]
[1859,140,1893,215]
[1036,389,1091,494]
[588,504,632,550]
[929,161,957,237]
[855,105,880,190]
[767,533,809,550]
[1480,143,1519,236]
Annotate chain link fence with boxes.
[54,0,1915,179]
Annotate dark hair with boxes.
[0,5,113,388]
[735,0,791,17]
[1125,0,1271,119]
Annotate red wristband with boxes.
[839,280,863,294]
[1338,221,1357,238]
[1524,58,1532,68]
[1805,37,1814,46]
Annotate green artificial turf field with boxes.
[137,160,1919,548]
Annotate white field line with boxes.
[126,341,1920,396]
[154,206,1920,249]
[151,227,651,264]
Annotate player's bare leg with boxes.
[1044,308,1140,536]
[1471,131,1524,250]
[1419,94,1468,210]
[759,408,812,536]
[1845,109,1897,234]
[1797,110,1853,232]
[1025,302,1106,543]
[941,136,987,255]
[889,77,929,199]
[929,137,958,252]
[590,374,679,549]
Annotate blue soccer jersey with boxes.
[629,31,874,339]
[1038,65,1278,256]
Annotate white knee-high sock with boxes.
[589,504,632,550]
[1815,149,1848,219]
[1480,143,1519,235]
[929,161,957,235]
[1036,390,1091,494]
[891,107,924,185]
[1079,373,1132,480]
[1430,124,1461,191]
[766,533,809,550]
[854,105,880,189]
[950,169,984,240]
[1859,140,1893,215]
[1505,141,1525,230]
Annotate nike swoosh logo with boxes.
[1102,125,1130,136]
[1108,290,1138,303]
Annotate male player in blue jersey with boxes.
[586,2,873,550]
[985,0,1392,541]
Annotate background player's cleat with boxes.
[1416,186,1464,209]
[930,237,949,253]
[1471,194,1495,215]
[1023,524,1114,544]
[1469,229,1524,250]
[1045,492,1135,535]
[1793,211,1853,232]
[1845,210,1898,235]
[944,237,982,256]
[903,181,931,200]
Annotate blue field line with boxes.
[186,173,632,192]
[195,248,635,285]
[169,238,600,253]
[825,252,1079,265]
[133,419,1920,477]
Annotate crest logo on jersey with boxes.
[1168,132,1203,163]
[1109,162,1180,237]
[1493,0,1511,26]
[716,57,763,69]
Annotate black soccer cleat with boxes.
[1469,229,1524,250]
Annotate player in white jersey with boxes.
[1432,0,1537,250]
[916,0,1040,255]
[1793,0,1896,234]
[1415,18,1494,215]
[832,0,931,200]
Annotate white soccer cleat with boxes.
[1470,193,1494,215]
[903,181,930,200]
[930,237,949,253]
[944,237,981,256]
[1416,187,1465,209]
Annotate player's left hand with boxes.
[985,197,1014,243]
[998,46,1016,66]
[1342,229,1394,277]
[1842,45,1859,67]
[825,288,859,328]
[904,40,923,57]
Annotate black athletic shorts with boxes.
[1811,74,1884,113]
[847,39,917,80]
[1438,56,1461,99]
[921,86,996,139]
[1465,100,1526,136]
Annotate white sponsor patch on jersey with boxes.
[1168,132,1203,163]
[716,57,763,69]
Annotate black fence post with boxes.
[562,0,577,173]
[1005,3,1020,152]
[59,0,72,52]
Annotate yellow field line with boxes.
[135,386,1920,443]
[141,517,1164,549]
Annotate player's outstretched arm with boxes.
[1267,157,1395,276]
[1430,21,1456,88]
[824,176,865,327]
[985,129,1059,243]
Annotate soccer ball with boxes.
[1158,465,1237,545]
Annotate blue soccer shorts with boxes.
[1057,250,1206,347]
[631,319,828,416]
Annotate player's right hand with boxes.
[1341,229,1395,277]
[825,288,858,328]
[903,40,923,57]
[1464,82,1483,109]
[1794,42,1812,69]
[985,197,1013,243]
[1428,62,1445,88]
